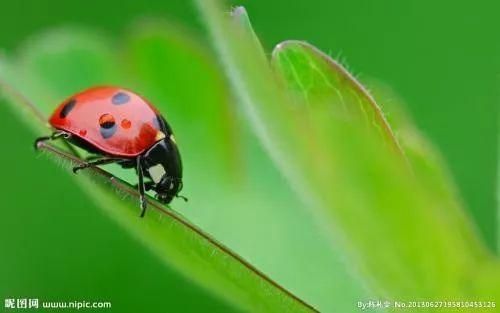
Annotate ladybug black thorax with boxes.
[141,136,183,204]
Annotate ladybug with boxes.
[35,86,185,217]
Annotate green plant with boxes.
[0,1,497,312]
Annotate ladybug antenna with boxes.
[176,194,188,202]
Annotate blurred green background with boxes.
[0,0,497,312]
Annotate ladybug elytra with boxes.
[35,86,185,217]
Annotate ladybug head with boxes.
[155,177,183,204]
[141,137,183,205]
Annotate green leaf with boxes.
[0,28,317,313]
[195,1,497,309]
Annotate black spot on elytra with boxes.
[100,120,115,129]
[100,124,117,139]
[59,99,76,118]
[111,92,130,105]
[99,114,117,139]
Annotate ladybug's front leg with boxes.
[136,155,147,218]
[133,181,155,191]
[34,131,71,150]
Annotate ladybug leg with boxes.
[72,157,127,174]
[134,181,154,191]
[84,155,103,162]
[136,156,147,217]
[34,131,71,150]
[176,194,189,202]
[175,182,188,202]
[144,181,155,191]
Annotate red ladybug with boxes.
[35,86,185,217]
